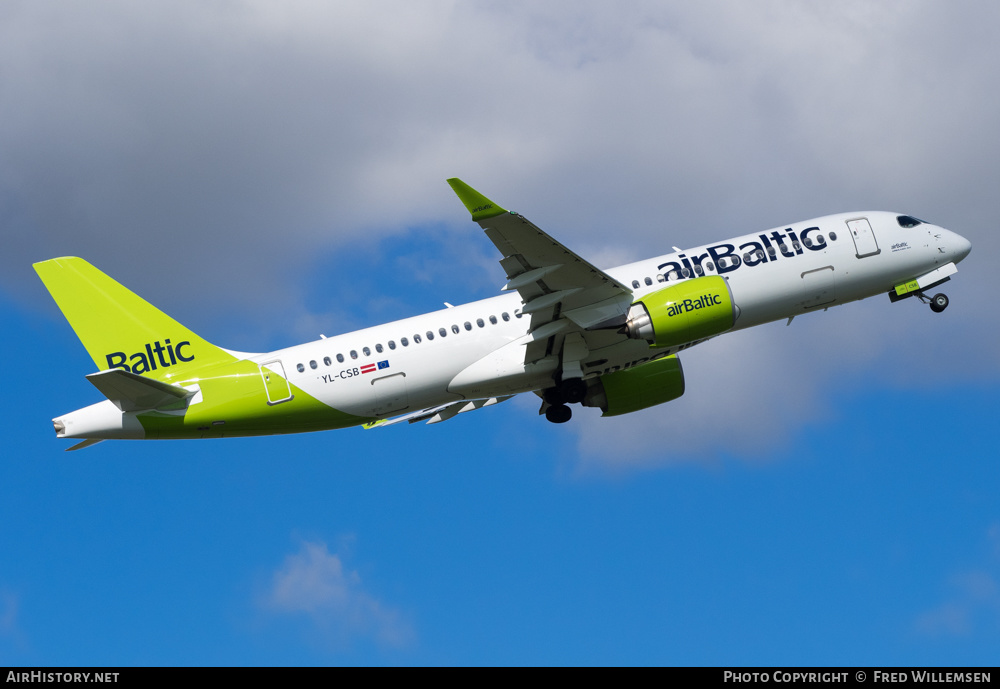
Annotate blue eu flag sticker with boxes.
[377,360,390,370]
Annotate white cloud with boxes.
[0,589,25,657]
[914,523,1000,637]
[262,539,412,648]
[6,2,998,463]
[0,591,17,637]
[571,288,982,469]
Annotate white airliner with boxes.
[36,179,972,449]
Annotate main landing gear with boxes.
[544,404,572,424]
[541,378,588,424]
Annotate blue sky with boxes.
[2,1,999,666]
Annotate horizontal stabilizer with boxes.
[86,369,193,412]
[68,438,105,452]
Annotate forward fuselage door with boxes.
[259,360,293,405]
[846,217,880,258]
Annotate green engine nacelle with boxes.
[623,275,736,348]
[584,355,685,417]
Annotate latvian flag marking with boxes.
[360,363,377,374]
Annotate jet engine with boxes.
[622,275,737,348]
[582,355,685,416]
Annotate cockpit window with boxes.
[897,215,925,228]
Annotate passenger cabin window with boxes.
[476,318,485,328]
[296,363,305,373]
[401,337,409,347]
[502,312,510,321]
[375,344,383,353]
[309,360,317,369]
[363,346,370,356]
[323,356,331,366]
[414,334,422,343]
[489,315,497,325]
[426,331,434,341]
[632,280,640,289]
[694,264,704,276]
[644,277,652,286]
[705,262,715,272]
[897,215,924,228]
[657,274,666,282]
[336,353,344,363]
[464,321,472,331]
[439,327,447,337]
[829,231,838,241]
[452,324,460,334]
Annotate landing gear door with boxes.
[846,217,880,258]
[260,360,293,405]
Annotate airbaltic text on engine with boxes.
[664,293,723,317]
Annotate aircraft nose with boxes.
[952,232,972,262]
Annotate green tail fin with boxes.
[34,257,235,381]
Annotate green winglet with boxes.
[446,178,507,221]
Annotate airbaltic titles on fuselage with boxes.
[657,226,828,277]
[105,339,194,374]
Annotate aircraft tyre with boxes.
[545,404,572,424]
[560,378,587,404]
[930,293,949,313]
[543,387,565,406]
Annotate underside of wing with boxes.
[364,395,514,428]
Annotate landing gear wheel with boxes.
[545,404,572,424]
[543,387,565,406]
[560,378,587,404]
[930,293,949,313]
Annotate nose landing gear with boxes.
[928,293,949,313]
[916,291,950,313]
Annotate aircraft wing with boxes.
[364,395,514,428]
[447,178,634,368]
